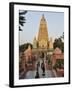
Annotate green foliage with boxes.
[53,59,64,70]
[53,32,64,53]
[19,43,33,52]
[53,38,64,52]
[60,32,64,39]
[19,11,27,31]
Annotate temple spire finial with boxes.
[42,14,44,18]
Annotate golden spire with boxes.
[42,14,44,18]
[41,14,45,21]
[37,14,49,48]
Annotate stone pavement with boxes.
[24,58,55,79]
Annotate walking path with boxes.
[24,58,55,79]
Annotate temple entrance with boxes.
[42,52,44,58]
[40,52,44,58]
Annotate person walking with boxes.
[41,61,45,76]
[38,61,40,67]
[35,71,40,78]
[35,63,40,78]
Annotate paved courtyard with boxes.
[21,58,55,79]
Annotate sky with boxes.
[19,10,64,45]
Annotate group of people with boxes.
[35,60,45,78]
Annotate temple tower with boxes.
[37,14,49,49]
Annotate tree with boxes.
[53,59,64,69]
[53,38,64,52]
[19,11,27,31]
[19,43,33,52]
[60,32,64,39]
